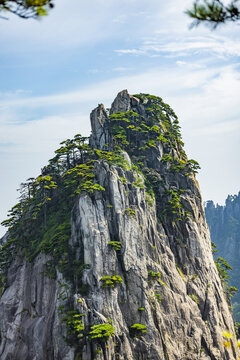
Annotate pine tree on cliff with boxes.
[0,0,54,19]
[186,0,240,28]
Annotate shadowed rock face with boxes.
[0,90,238,360]
[0,254,74,360]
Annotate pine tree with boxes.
[186,0,240,28]
[0,0,54,19]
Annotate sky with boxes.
[0,0,240,237]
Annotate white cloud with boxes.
[88,69,101,74]
[0,0,165,52]
[0,113,90,152]
[115,49,145,55]
[112,67,133,72]
[195,119,240,136]
[116,34,240,59]
[1,63,239,125]
[176,61,187,66]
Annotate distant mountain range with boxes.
[205,192,240,322]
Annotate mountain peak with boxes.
[0,92,239,360]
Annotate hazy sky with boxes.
[0,0,240,237]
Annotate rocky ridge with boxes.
[0,90,239,360]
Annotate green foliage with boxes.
[60,304,87,347]
[44,260,56,279]
[40,221,71,258]
[154,189,188,229]
[211,241,218,253]
[155,292,162,303]
[0,0,54,19]
[186,0,240,28]
[176,266,185,281]
[0,238,15,273]
[63,310,85,338]
[119,176,127,184]
[161,153,200,175]
[191,274,199,281]
[188,159,201,173]
[96,347,102,355]
[63,162,105,196]
[0,203,74,283]
[161,153,187,173]
[188,294,200,304]
[0,134,95,283]
[215,257,232,282]
[108,241,121,251]
[161,188,190,222]
[134,94,178,118]
[148,270,166,286]
[109,95,181,156]
[125,208,135,217]
[133,176,145,189]
[227,286,238,297]
[1,175,58,230]
[107,93,199,226]
[148,270,161,281]
[0,273,6,297]
[166,189,182,213]
[100,275,123,288]
[89,323,115,342]
[94,149,129,169]
[146,139,156,148]
[130,323,147,337]
[234,322,240,337]
[145,191,154,207]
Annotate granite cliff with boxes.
[0,90,239,360]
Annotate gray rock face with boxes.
[0,254,74,360]
[110,89,131,114]
[89,104,111,150]
[0,91,239,359]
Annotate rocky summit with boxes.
[0,90,239,360]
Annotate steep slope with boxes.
[205,193,240,322]
[0,90,239,360]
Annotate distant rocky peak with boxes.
[110,89,131,114]
[89,89,141,151]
